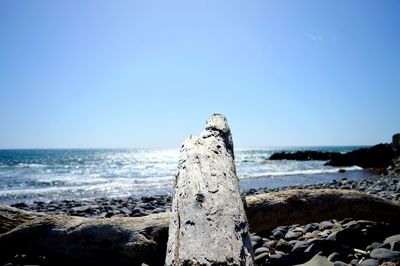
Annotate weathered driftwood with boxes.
[0,207,170,265]
[165,114,253,265]
[1,190,400,264]
[245,189,400,233]
[0,204,44,234]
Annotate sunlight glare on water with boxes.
[0,147,371,203]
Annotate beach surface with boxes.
[2,173,399,265]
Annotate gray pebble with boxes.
[119,207,132,216]
[251,235,262,243]
[262,240,276,248]
[320,220,335,229]
[333,261,348,266]
[304,223,319,233]
[272,230,285,240]
[370,248,400,260]
[366,242,382,251]
[254,252,269,263]
[328,252,342,262]
[359,258,379,266]
[285,231,302,241]
[275,239,293,253]
[152,207,165,213]
[291,240,309,253]
[254,247,269,255]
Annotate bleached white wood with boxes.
[165,114,253,265]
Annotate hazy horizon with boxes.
[0,144,373,150]
[1,1,399,149]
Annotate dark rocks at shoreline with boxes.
[11,195,172,218]
[390,135,400,174]
[269,151,340,161]
[269,144,396,170]
[325,143,396,170]
[269,133,400,171]
[393,133,400,153]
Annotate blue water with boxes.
[0,147,372,204]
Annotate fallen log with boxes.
[245,189,400,233]
[1,190,400,265]
[0,209,170,265]
[165,114,253,265]
[0,204,44,234]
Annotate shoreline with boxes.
[1,167,374,207]
[10,173,399,218]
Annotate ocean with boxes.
[0,147,373,204]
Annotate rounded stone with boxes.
[320,220,335,229]
[285,231,302,241]
[370,248,400,260]
[304,223,319,233]
[254,252,269,263]
[328,252,342,262]
[272,230,285,240]
[291,240,310,253]
[366,242,382,251]
[251,235,262,244]
[262,240,276,249]
[359,258,379,266]
[333,261,348,266]
[254,247,269,256]
[275,239,293,253]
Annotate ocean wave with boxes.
[0,178,173,199]
[16,163,46,168]
[239,166,362,179]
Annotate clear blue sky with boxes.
[0,1,399,148]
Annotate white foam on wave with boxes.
[239,165,362,179]
[17,163,46,168]
[0,177,174,198]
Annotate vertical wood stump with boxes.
[165,114,253,265]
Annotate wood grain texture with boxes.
[245,189,400,233]
[165,114,253,265]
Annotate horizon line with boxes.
[0,144,375,150]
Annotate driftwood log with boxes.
[0,205,170,265]
[165,114,253,265]
[1,190,400,265]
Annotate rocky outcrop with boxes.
[269,151,340,161]
[270,134,400,171]
[393,133,400,154]
[325,143,395,169]
[391,157,400,175]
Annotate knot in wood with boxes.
[195,193,205,203]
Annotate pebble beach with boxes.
[3,173,400,266]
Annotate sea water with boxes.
[0,147,373,204]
